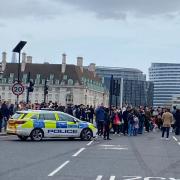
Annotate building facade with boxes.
[149,63,180,107]
[0,52,108,107]
[96,66,153,107]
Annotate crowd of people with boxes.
[0,100,180,141]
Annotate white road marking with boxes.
[101,147,128,150]
[72,148,86,157]
[173,136,178,142]
[96,175,103,180]
[178,142,180,146]
[100,144,128,147]
[48,160,70,177]
[110,175,116,180]
[87,140,93,146]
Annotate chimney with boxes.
[11,52,17,63]
[21,52,26,72]
[2,52,7,71]
[88,63,96,76]
[61,53,66,73]
[26,56,32,63]
[77,57,83,72]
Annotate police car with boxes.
[7,110,97,141]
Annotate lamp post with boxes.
[12,41,27,107]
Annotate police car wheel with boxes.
[30,129,44,141]
[17,135,28,141]
[80,128,93,141]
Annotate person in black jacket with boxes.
[174,109,180,135]
[103,108,111,140]
[122,107,130,136]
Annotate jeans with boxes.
[162,127,170,138]
[138,121,144,134]
[128,123,134,136]
[104,123,110,139]
[133,128,138,136]
[97,121,104,135]
[123,122,128,135]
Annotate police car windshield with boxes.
[11,112,27,119]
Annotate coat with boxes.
[162,112,173,127]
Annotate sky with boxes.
[0,0,180,77]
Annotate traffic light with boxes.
[28,81,34,92]
[44,80,48,95]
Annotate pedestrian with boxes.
[128,109,134,136]
[103,108,111,140]
[95,104,105,136]
[133,114,139,136]
[174,109,180,135]
[138,109,145,134]
[122,107,130,136]
[1,101,10,131]
[161,108,173,140]
[112,109,121,135]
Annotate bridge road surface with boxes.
[0,132,180,180]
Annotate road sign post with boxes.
[12,83,24,96]
[12,83,24,110]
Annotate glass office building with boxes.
[96,66,153,107]
[149,63,180,107]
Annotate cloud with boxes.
[0,0,62,20]
[59,0,180,19]
[1,0,180,21]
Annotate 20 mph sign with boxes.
[12,83,24,96]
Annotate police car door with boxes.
[39,113,57,138]
[58,113,79,137]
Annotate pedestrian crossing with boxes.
[96,175,116,180]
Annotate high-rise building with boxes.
[149,63,180,107]
[96,66,153,107]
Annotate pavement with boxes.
[0,129,7,136]
[0,131,180,180]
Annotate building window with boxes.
[63,75,67,80]
[50,74,54,80]
[10,73,14,78]
[68,79,73,85]
[61,81,65,85]
[36,74,40,79]
[55,80,59,85]
[2,78,6,83]
[23,74,27,79]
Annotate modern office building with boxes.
[96,66,153,107]
[149,63,180,107]
[0,52,108,106]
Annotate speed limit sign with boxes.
[12,83,24,96]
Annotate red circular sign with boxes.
[12,83,24,96]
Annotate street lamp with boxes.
[12,41,27,83]
[12,41,27,108]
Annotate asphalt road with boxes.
[0,131,180,180]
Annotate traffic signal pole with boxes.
[44,79,48,104]
[26,72,30,104]
[109,75,113,115]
